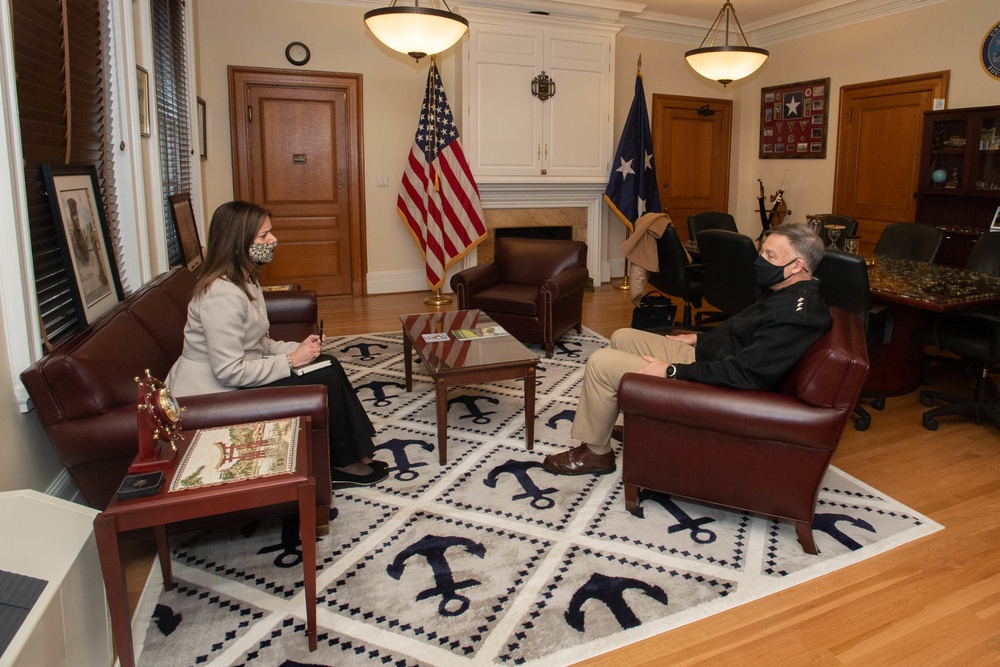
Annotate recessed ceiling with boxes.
[635,0,842,25]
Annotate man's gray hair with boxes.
[763,223,825,272]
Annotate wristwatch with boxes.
[665,364,678,378]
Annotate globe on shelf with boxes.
[931,169,948,185]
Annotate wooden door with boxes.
[651,95,732,242]
[229,67,365,296]
[832,71,949,253]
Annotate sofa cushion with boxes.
[469,284,540,317]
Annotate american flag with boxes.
[397,61,486,291]
[604,70,661,234]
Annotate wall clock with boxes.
[285,41,311,67]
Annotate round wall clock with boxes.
[285,41,311,67]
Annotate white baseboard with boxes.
[366,269,456,295]
[45,469,83,504]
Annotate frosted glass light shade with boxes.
[364,6,469,61]
[685,46,769,86]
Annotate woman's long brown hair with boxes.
[193,201,271,299]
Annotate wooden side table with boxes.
[94,418,318,667]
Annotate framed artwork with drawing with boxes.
[169,193,204,269]
[760,77,830,159]
[41,164,124,324]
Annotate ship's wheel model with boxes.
[131,369,186,473]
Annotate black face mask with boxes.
[754,255,799,288]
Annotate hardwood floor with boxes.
[126,283,1000,665]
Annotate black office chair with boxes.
[819,214,859,249]
[919,310,1000,432]
[695,229,759,327]
[814,249,889,430]
[873,223,944,262]
[647,224,704,328]
[687,212,737,245]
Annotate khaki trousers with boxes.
[571,328,696,454]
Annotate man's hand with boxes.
[637,355,671,376]
[665,332,698,346]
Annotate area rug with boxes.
[132,328,942,667]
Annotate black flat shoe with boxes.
[368,459,389,472]
[331,466,389,489]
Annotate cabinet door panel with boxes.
[546,67,604,173]
[476,61,541,171]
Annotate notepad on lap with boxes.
[292,358,332,376]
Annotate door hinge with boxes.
[247,106,253,122]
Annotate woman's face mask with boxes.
[249,242,277,265]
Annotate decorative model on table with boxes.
[132,370,186,474]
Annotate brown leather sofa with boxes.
[618,307,869,554]
[450,237,589,357]
[20,267,332,522]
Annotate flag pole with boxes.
[425,288,451,306]
[614,54,645,292]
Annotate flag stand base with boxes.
[424,289,452,306]
[614,277,630,291]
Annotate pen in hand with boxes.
[318,319,324,343]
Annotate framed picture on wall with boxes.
[197,97,207,159]
[760,77,830,159]
[40,164,124,324]
[169,193,204,270]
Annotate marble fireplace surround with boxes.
[462,182,606,283]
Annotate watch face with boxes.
[285,42,310,66]
[156,388,181,422]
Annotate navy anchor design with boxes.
[386,535,486,616]
[256,514,302,567]
[449,394,499,424]
[151,603,182,636]
[634,489,717,544]
[339,341,388,361]
[483,459,558,509]
[551,340,584,358]
[354,378,407,407]
[565,572,669,632]
[811,513,876,551]
[375,437,434,481]
[545,408,576,432]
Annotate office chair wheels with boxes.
[920,391,935,408]
[922,414,938,430]
[872,397,886,410]
[854,416,870,431]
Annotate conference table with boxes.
[865,255,1000,395]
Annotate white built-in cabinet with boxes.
[462,20,614,182]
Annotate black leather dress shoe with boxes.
[543,443,616,476]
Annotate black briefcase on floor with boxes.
[631,291,677,331]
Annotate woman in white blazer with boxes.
[166,201,387,488]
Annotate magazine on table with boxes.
[452,325,509,341]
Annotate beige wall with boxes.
[614,0,997,244]
[193,0,461,292]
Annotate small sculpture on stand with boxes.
[131,369,186,474]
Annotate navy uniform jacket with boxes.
[672,278,831,390]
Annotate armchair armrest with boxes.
[451,262,502,292]
[618,373,844,450]
[264,290,317,326]
[541,266,590,298]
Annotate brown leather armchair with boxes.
[21,267,331,527]
[617,307,869,554]
[450,237,588,357]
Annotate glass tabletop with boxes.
[868,255,1000,310]
[400,310,538,374]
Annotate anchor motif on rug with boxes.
[565,572,669,631]
[387,534,486,616]
[374,437,433,481]
[338,341,389,361]
[449,394,499,424]
[484,459,558,509]
[355,378,406,407]
[634,489,718,544]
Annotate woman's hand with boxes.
[288,334,322,368]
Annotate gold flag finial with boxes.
[637,54,642,74]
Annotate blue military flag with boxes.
[604,71,660,234]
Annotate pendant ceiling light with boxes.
[684,1,768,86]
[364,0,469,62]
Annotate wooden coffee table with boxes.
[401,310,539,464]
[94,419,317,667]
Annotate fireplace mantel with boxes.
[470,182,606,282]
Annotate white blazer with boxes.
[166,278,299,397]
